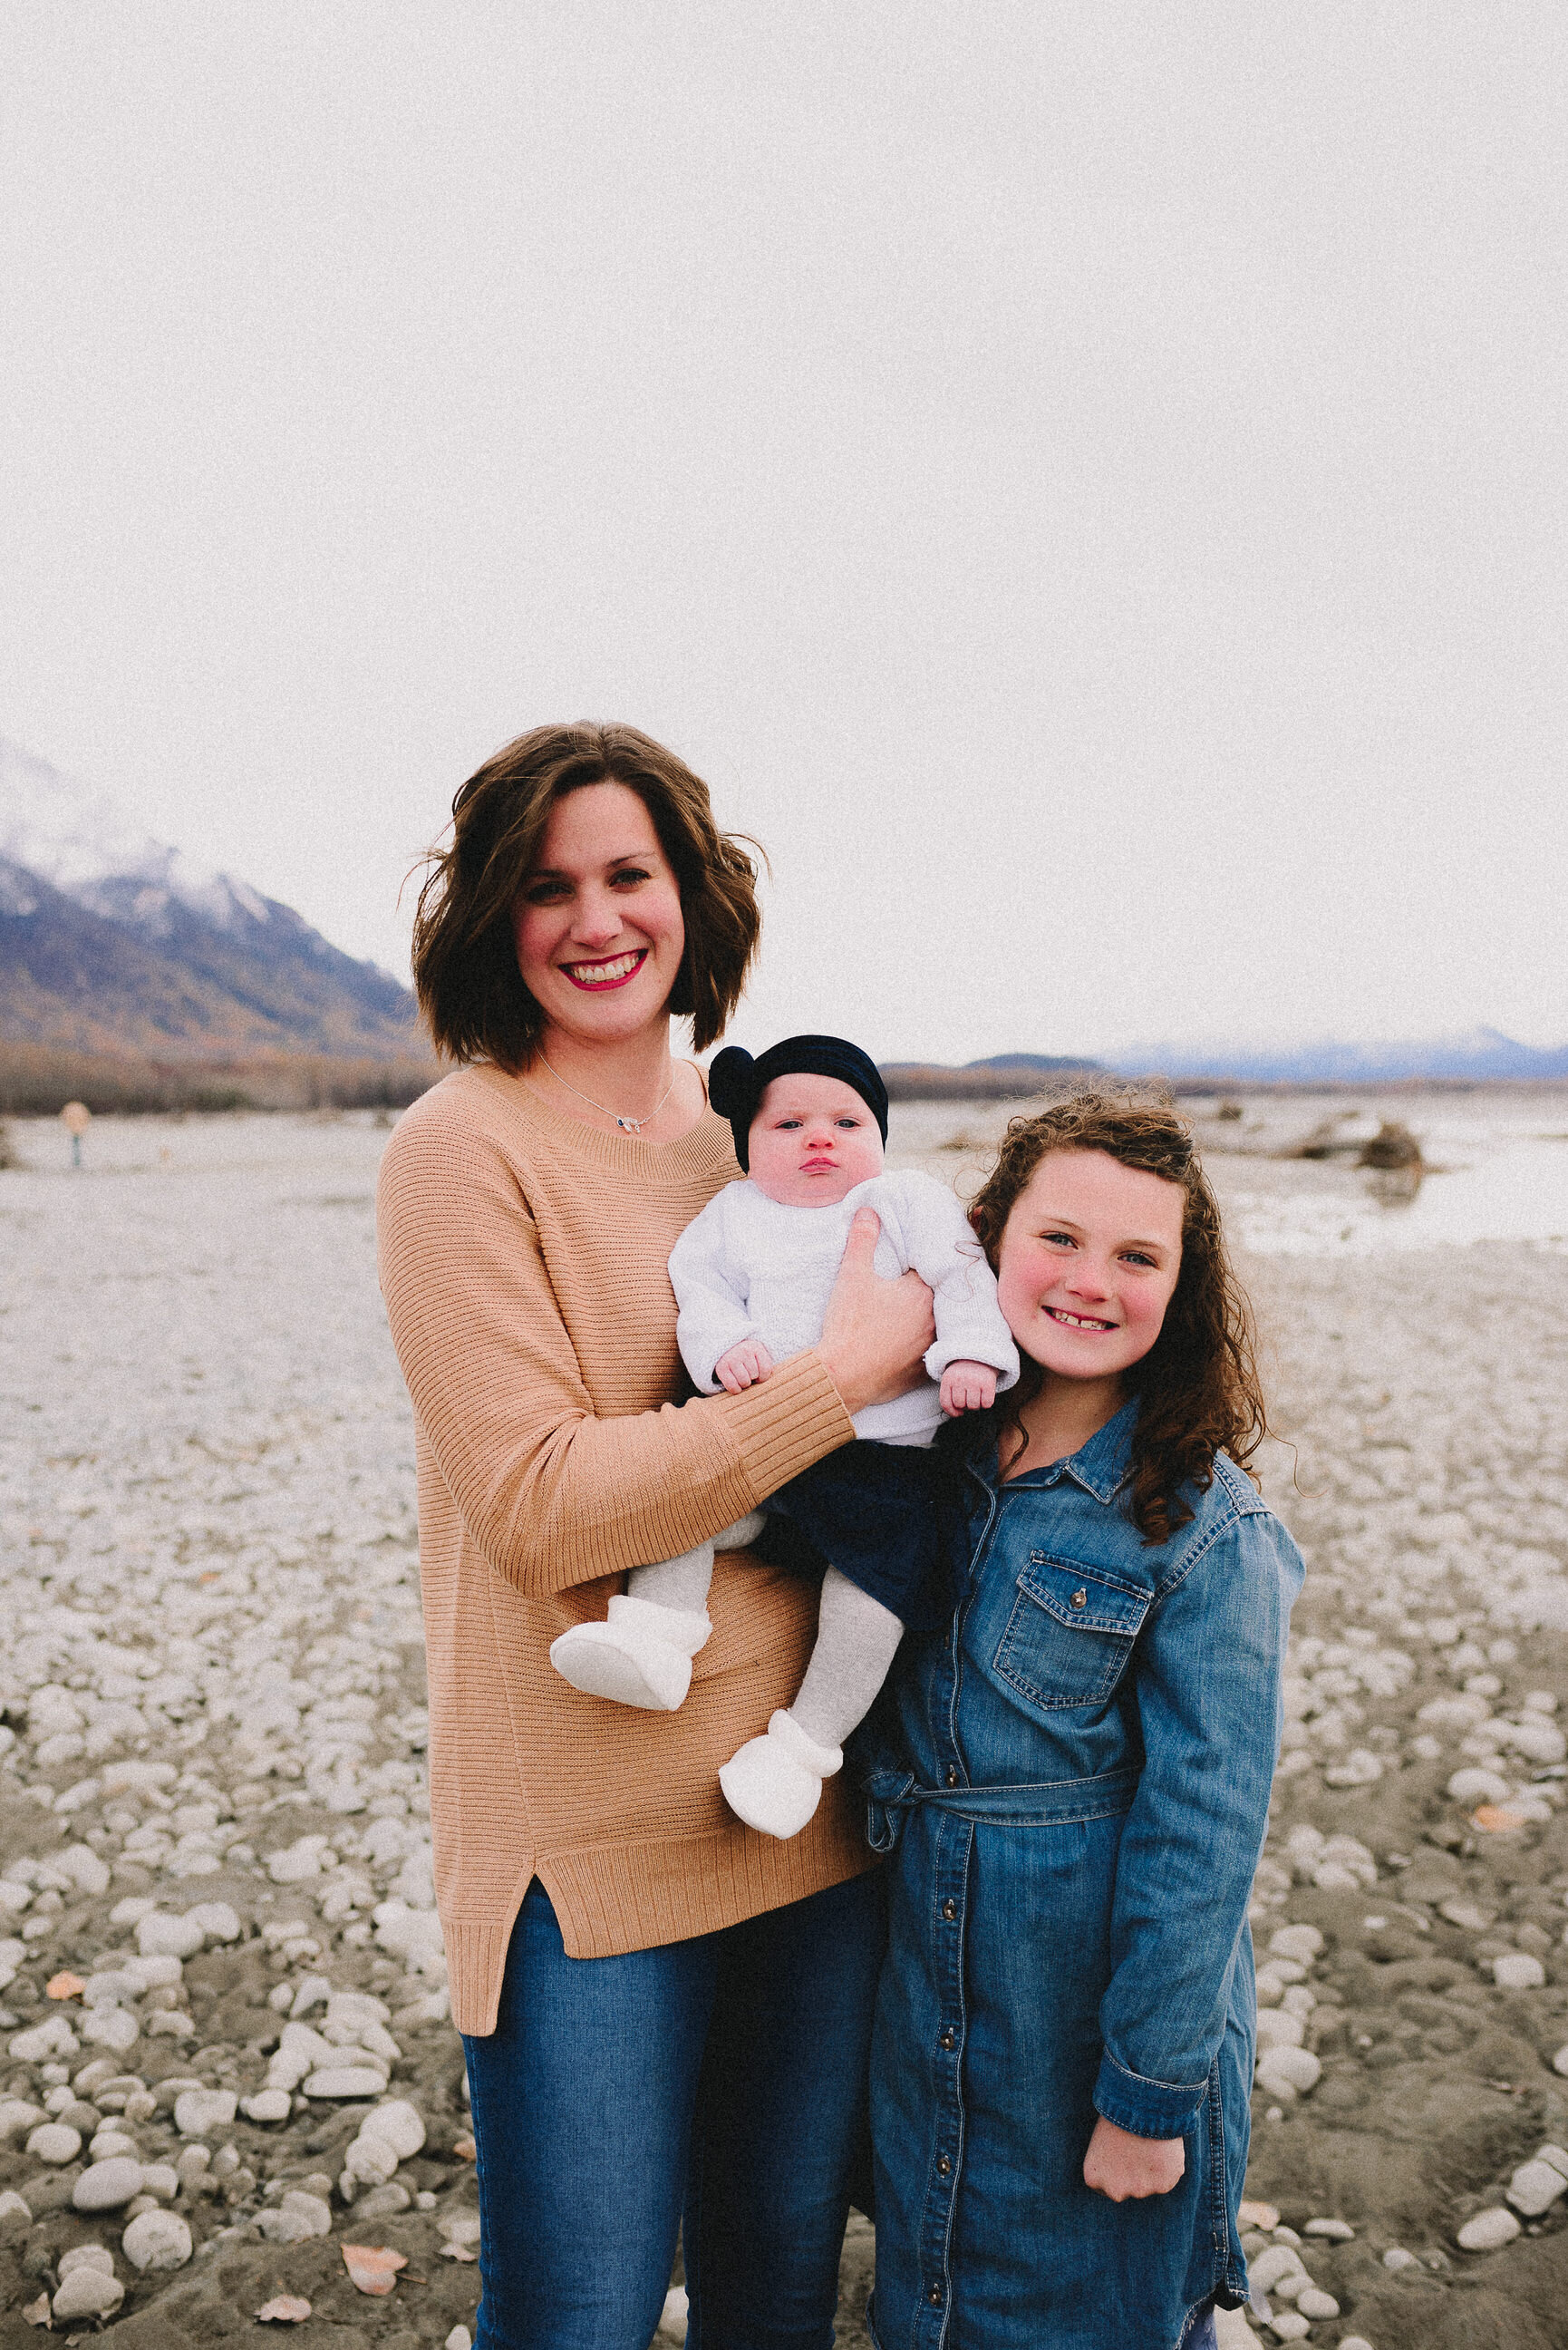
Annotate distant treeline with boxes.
[0,1041,441,1117]
[880,1058,1104,1102]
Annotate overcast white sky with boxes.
[4,4,1565,1063]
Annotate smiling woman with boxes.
[377,722,935,2350]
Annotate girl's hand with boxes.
[939,1359,997,1416]
[818,1209,936,1417]
[714,1337,775,1393]
[1081,2116,1186,2201]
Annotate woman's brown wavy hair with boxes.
[968,1087,1268,1544]
[411,723,762,1065]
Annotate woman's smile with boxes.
[560,948,650,990]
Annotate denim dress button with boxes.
[938,2027,955,2049]
[945,1766,958,1786]
[941,1898,957,1919]
[927,2284,944,2305]
[1070,1588,1088,1608]
[937,2154,952,2175]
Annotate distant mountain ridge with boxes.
[1112,1029,1568,1083]
[880,1033,1568,1096]
[0,735,424,1061]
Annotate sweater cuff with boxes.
[1092,2048,1209,2140]
[718,1348,856,1498]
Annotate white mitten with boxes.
[719,1709,843,1840]
[549,1595,712,1712]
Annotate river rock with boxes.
[11,2015,79,2062]
[25,2122,82,2163]
[1267,1926,1324,1965]
[73,2155,145,2209]
[53,2265,125,2321]
[303,2064,390,2098]
[359,2097,425,2159]
[241,2087,294,2122]
[136,1910,205,1959]
[121,2206,193,2269]
[173,2086,237,2136]
[1296,2288,1340,2317]
[1506,2158,1568,2216]
[1303,2218,1354,2238]
[82,2005,140,2053]
[1491,1952,1545,1989]
[1457,2206,1522,2250]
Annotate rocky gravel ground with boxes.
[1,1103,1565,2348]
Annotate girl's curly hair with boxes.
[968,1086,1268,1544]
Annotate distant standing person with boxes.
[376,723,934,2350]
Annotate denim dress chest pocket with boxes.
[988,1552,1151,1711]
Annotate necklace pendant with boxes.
[616,1115,643,1133]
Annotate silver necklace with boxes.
[535,1047,678,1134]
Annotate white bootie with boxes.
[720,1709,843,1840]
[550,1596,712,1712]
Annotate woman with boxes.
[376,722,933,2350]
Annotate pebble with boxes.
[73,2155,145,2209]
[25,2122,82,2162]
[256,2189,333,2242]
[1447,1766,1513,1804]
[1267,1926,1324,1965]
[303,2064,391,2098]
[173,2086,237,2136]
[1255,2047,1321,2097]
[1295,2288,1340,2317]
[241,2087,294,2122]
[1382,2247,1418,2269]
[1456,2206,1522,2250]
[53,2265,126,2320]
[1506,2158,1567,2216]
[1490,1952,1546,1989]
[1265,2316,1310,2343]
[121,2207,194,2269]
[1248,2246,1306,2293]
[1303,2218,1354,2238]
[136,1910,207,1959]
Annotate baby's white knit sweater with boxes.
[669,1170,1020,1446]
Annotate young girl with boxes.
[865,1090,1303,2350]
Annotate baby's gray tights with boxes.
[631,1538,903,1753]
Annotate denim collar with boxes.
[963,1393,1139,1507]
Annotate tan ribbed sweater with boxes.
[376,1063,874,2034]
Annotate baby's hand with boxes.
[940,1359,997,1416]
[715,1338,776,1393]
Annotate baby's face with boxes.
[746,1073,886,1207]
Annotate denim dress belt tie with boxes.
[864,1762,1143,1849]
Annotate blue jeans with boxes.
[461,1870,885,2350]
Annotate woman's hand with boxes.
[818,1209,936,1417]
[1081,2115,1186,2201]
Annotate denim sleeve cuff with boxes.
[1092,2048,1209,2139]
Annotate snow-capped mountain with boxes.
[1111,1030,1568,1083]
[0,735,276,941]
[0,735,423,1061]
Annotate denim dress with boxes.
[864,1400,1303,2350]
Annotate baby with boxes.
[550,1034,1018,1838]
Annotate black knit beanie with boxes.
[707,1034,890,1173]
